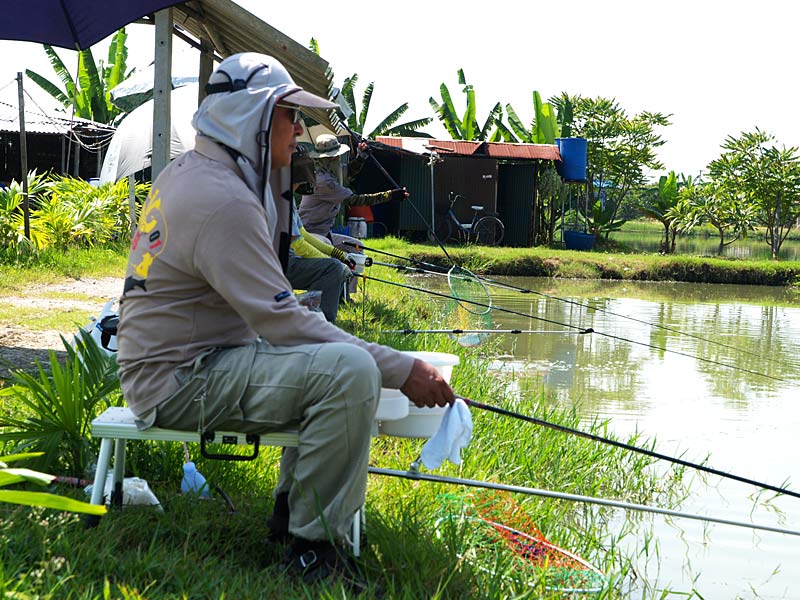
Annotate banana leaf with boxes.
[23,70,69,106]
[359,82,374,132]
[504,104,529,142]
[0,489,106,515]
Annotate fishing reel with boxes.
[291,145,315,195]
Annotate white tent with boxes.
[99,83,198,184]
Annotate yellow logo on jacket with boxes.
[125,188,167,293]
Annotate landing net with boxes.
[435,491,607,594]
[444,266,493,347]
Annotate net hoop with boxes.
[447,265,492,316]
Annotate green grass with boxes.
[0,303,90,332]
[0,245,128,293]
[364,236,800,286]
[0,251,697,598]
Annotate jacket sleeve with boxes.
[291,232,329,259]
[194,196,414,388]
[344,189,394,207]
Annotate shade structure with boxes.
[0,0,186,50]
[99,83,197,183]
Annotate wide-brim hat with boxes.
[308,133,350,158]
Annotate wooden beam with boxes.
[152,8,174,181]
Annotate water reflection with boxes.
[415,274,800,597]
[613,230,800,261]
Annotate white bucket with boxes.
[346,217,367,239]
[379,351,460,439]
[376,389,409,421]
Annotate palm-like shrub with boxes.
[31,176,149,249]
[0,171,51,256]
[0,331,122,475]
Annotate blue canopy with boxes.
[1,0,185,50]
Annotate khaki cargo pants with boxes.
[145,339,380,542]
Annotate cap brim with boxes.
[281,89,338,109]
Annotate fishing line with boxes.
[360,247,777,365]
[369,467,800,538]
[458,395,800,501]
[359,272,784,382]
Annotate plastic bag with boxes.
[296,290,322,313]
[85,473,162,509]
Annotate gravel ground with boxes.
[0,277,123,376]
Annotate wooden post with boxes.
[16,72,30,239]
[128,175,137,237]
[152,8,173,181]
[198,37,214,106]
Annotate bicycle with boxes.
[428,191,505,245]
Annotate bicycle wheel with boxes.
[474,217,504,245]
[428,217,452,244]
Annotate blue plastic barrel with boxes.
[555,138,588,182]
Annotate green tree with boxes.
[341,74,432,138]
[429,69,502,141]
[674,179,756,256]
[571,96,670,238]
[707,129,800,259]
[25,28,130,124]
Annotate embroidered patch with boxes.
[274,290,291,302]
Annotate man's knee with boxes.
[315,343,380,401]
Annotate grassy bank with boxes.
[368,237,800,287]
[0,259,692,598]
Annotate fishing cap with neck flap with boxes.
[192,53,337,233]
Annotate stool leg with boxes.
[89,438,113,507]
[110,439,126,507]
[352,506,361,557]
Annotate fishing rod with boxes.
[368,467,800,538]
[358,272,785,382]
[358,245,778,366]
[342,125,455,264]
[457,395,800,501]
[384,328,588,335]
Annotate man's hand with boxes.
[400,359,455,408]
[389,187,410,202]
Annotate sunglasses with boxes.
[276,103,303,124]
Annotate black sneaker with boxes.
[284,538,367,592]
[266,492,291,543]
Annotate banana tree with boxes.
[641,171,680,253]
[341,74,432,138]
[503,91,561,144]
[25,28,131,124]
[429,69,502,141]
[588,196,627,236]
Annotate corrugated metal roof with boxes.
[171,0,336,130]
[375,137,561,161]
[0,99,113,135]
[480,142,561,161]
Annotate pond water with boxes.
[610,229,800,261]
[423,275,800,598]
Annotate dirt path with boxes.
[0,277,123,376]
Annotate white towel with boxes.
[420,398,473,470]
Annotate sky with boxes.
[0,0,798,181]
